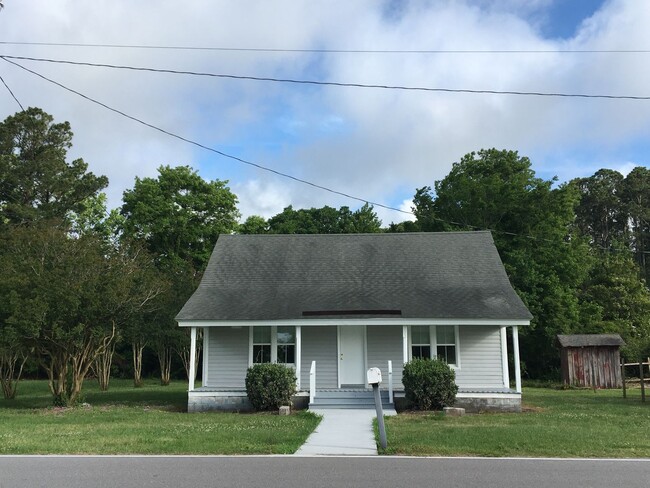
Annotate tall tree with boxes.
[0,108,108,226]
[120,165,239,271]
[414,149,593,377]
[572,169,628,250]
[620,166,650,284]
[581,246,650,360]
[120,165,238,385]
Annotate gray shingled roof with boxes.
[557,334,625,348]
[176,231,532,322]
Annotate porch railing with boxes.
[309,360,316,404]
[388,360,394,404]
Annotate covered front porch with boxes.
[184,321,525,413]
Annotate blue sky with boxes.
[0,0,648,225]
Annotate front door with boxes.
[339,326,366,386]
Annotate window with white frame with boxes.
[436,325,457,366]
[253,327,272,363]
[251,326,296,365]
[411,325,431,359]
[276,326,296,364]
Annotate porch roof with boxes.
[176,231,532,323]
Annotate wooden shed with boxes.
[557,334,625,388]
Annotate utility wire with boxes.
[1,54,649,101]
[0,72,24,110]
[1,41,650,54]
[1,56,648,254]
[0,55,411,217]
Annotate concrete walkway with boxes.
[294,408,397,456]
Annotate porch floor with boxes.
[189,386,520,395]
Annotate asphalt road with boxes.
[0,456,648,488]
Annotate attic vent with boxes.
[302,310,402,317]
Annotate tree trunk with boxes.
[43,352,69,406]
[93,339,117,391]
[0,350,28,400]
[157,346,173,386]
[42,324,115,406]
[132,341,146,388]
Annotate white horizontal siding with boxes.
[300,326,338,389]
[206,327,249,388]
[455,326,504,388]
[366,325,404,389]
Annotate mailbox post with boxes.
[367,367,387,449]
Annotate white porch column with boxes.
[295,326,302,390]
[500,326,510,389]
[188,326,197,392]
[513,325,522,394]
[402,325,409,364]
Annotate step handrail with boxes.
[309,360,316,404]
[388,360,394,404]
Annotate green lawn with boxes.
[380,387,650,457]
[0,379,320,455]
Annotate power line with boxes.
[1,41,650,54]
[2,54,649,101]
[1,56,648,255]
[0,72,23,110]
[0,55,412,218]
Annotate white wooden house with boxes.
[176,231,532,412]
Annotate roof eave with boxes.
[177,317,532,327]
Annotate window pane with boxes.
[437,345,456,365]
[277,345,295,364]
[253,344,271,363]
[411,345,431,359]
[253,326,271,344]
[447,346,456,365]
[277,326,295,344]
[436,326,455,345]
[411,326,429,345]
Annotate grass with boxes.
[0,379,320,455]
[380,387,650,457]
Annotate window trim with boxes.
[249,326,296,367]
[408,325,461,369]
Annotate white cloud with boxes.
[0,0,648,224]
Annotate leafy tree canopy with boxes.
[0,107,108,226]
[410,149,593,377]
[120,165,239,271]
[260,203,382,234]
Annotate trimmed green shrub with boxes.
[402,357,458,410]
[245,363,297,411]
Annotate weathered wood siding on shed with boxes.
[562,346,622,388]
[367,325,404,389]
[300,326,338,389]
[205,327,249,388]
[455,326,505,389]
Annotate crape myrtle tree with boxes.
[1,223,162,405]
[409,149,594,378]
[120,165,239,385]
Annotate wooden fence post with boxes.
[640,361,646,403]
[621,362,626,399]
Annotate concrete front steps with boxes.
[309,389,394,409]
